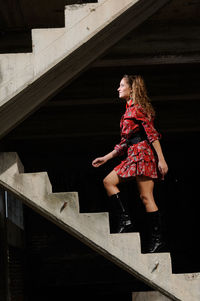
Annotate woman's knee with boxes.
[103,175,112,189]
[103,171,119,189]
[139,192,153,206]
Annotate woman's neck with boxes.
[126,98,134,107]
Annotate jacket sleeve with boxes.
[132,105,161,143]
[114,137,128,156]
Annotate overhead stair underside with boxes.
[0,152,200,301]
[0,0,170,138]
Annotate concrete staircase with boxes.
[0,0,137,106]
[0,0,170,138]
[0,152,200,301]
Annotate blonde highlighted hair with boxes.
[123,74,155,118]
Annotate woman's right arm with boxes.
[92,150,118,168]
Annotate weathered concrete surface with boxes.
[132,291,172,300]
[0,0,140,106]
[0,0,171,138]
[1,152,200,301]
[0,53,33,105]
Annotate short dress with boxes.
[114,103,161,179]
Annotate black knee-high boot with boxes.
[109,193,133,233]
[145,210,165,253]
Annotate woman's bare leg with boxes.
[103,170,122,196]
[136,175,158,212]
[103,170,133,233]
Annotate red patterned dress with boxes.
[114,103,161,179]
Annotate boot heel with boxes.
[118,216,134,233]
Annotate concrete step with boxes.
[0,53,33,106]
[16,172,52,199]
[39,191,112,248]
[1,151,200,301]
[0,152,24,180]
[171,273,200,301]
[64,3,98,29]
[32,28,66,54]
[32,0,139,78]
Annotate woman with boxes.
[92,75,168,253]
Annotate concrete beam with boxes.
[132,291,172,300]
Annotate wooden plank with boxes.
[93,55,200,67]
[100,23,200,58]
[46,93,200,106]
[5,126,200,141]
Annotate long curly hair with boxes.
[123,74,155,118]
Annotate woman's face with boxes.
[117,78,132,101]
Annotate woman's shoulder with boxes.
[133,104,146,116]
[132,104,153,121]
